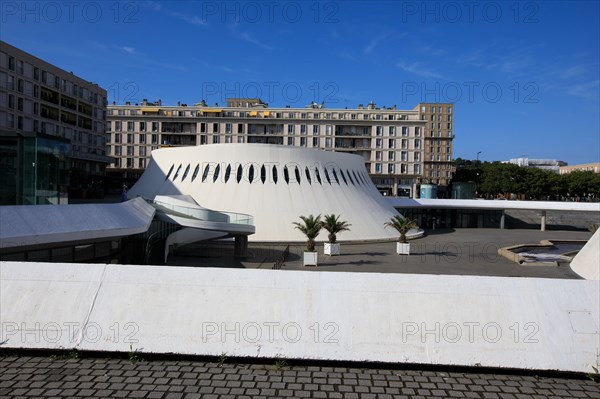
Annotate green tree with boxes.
[321,214,351,243]
[293,214,322,252]
[384,215,418,243]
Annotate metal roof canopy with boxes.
[0,198,155,250]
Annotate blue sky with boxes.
[2,0,599,164]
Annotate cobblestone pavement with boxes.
[1,355,598,398]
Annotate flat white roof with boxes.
[388,198,600,212]
[0,198,155,249]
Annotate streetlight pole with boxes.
[477,151,481,162]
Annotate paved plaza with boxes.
[1,354,599,399]
[168,228,593,279]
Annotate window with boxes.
[375,151,382,161]
[213,123,219,133]
[325,137,332,148]
[375,163,382,173]
[415,139,421,149]
[300,124,307,134]
[127,146,134,156]
[139,147,146,156]
[414,164,420,174]
[376,138,382,148]
[213,135,220,143]
[152,122,159,132]
[225,123,232,133]
[312,137,320,147]
[389,139,396,149]
[388,164,395,173]
[313,125,320,135]
[414,152,420,161]
[127,134,134,144]
[288,125,294,134]
[300,137,306,147]
[127,121,134,131]
[114,121,122,131]
[287,137,294,145]
[238,124,244,133]
[389,126,395,136]
[389,152,395,161]
[140,122,146,132]
[325,125,332,135]
[139,134,146,144]
[401,151,407,161]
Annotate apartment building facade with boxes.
[107,99,454,197]
[0,41,110,205]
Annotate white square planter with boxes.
[396,242,411,255]
[324,243,340,256]
[303,251,318,266]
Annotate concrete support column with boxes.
[500,211,505,229]
[234,235,248,258]
[541,210,547,231]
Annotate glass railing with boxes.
[148,199,254,226]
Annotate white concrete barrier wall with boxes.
[1,261,598,373]
[571,229,600,280]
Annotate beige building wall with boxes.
[107,100,454,197]
[559,163,600,174]
[414,103,455,186]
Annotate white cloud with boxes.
[239,32,273,50]
[364,34,388,54]
[397,61,442,79]
[566,80,600,99]
[121,46,137,55]
[166,11,206,26]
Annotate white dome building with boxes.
[128,144,421,242]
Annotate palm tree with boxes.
[321,214,352,243]
[293,214,322,252]
[384,215,417,243]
